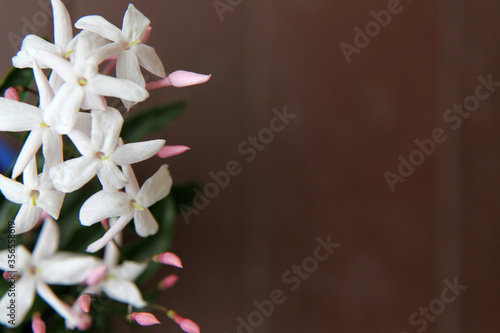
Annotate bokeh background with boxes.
[1,0,499,332]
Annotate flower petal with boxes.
[133,209,158,237]
[38,189,65,220]
[14,203,42,235]
[35,50,76,83]
[0,273,36,327]
[96,160,128,191]
[36,281,79,327]
[79,190,130,226]
[88,74,149,103]
[75,16,124,42]
[11,129,44,179]
[122,4,150,42]
[90,108,123,153]
[12,35,60,69]
[52,0,73,49]
[42,129,63,172]
[32,216,59,262]
[136,164,172,208]
[32,60,54,110]
[0,245,32,272]
[50,156,100,193]
[113,260,147,281]
[134,44,165,78]
[38,252,100,285]
[86,213,134,253]
[111,139,165,166]
[44,83,84,134]
[0,98,42,132]
[102,278,146,308]
[0,175,26,204]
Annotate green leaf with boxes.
[0,67,35,102]
[121,101,186,142]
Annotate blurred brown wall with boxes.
[1,0,499,332]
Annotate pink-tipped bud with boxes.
[158,274,179,290]
[141,26,153,43]
[129,312,161,326]
[32,313,46,333]
[76,312,92,331]
[153,252,183,268]
[146,71,211,90]
[101,218,109,229]
[157,146,190,159]
[3,271,19,281]
[180,318,200,333]
[4,87,20,101]
[78,294,92,313]
[85,265,108,286]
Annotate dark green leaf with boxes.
[121,101,186,142]
[0,67,35,102]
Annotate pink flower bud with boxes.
[129,312,161,326]
[180,318,200,333]
[85,265,108,286]
[154,252,183,268]
[78,294,91,313]
[141,26,153,43]
[76,312,92,330]
[4,87,20,101]
[157,146,190,159]
[101,218,109,229]
[32,313,46,333]
[158,274,179,290]
[146,71,211,90]
[3,271,19,281]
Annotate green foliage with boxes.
[121,101,186,142]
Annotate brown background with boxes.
[1,0,499,332]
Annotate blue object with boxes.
[0,138,16,174]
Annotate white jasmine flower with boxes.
[75,4,165,108]
[50,107,165,193]
[0,217,100,327]
[0,159,64,234]
[80,164,172,252]
[12,0,74,69]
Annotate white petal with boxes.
[90,108,123,153]
[32,60,54,109]
[22,158,39,189]
[136,164,172,208]
[32,216,59,262]
[50,156,100,193]
[11,129,43,179]
[35,50,77,83]
[102,278,146,308]
[66,128,92,155]
[122,164,140,197]
[44,83,85,134]
[134,44,165,78]
[86,42,122,65]
[38,189,65,220]
[88,74,149,102]
[74,112,93,136]
[36,281,79,326]
[42,129,63,172]
[113,260,147,281]
[38,252,100,284]
[75,16,124,42]
[12,35,60,69]
[0,246,31,273]
[14,203,42,234]
[134,209,158,237]
[0,273,36,327]
[111,139,165,166]
[80,90,106,111]
[0,175,26,204]
[0,98,42,132]
[86,213,134,253]
[96,160,128,191]
[79,190,130,226]
[117,51,144,109]
[52,0,73,49]
[122,4,150,42]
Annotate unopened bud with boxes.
[153,252,183,268]
[128,312,161,326]
[158,274,179,290]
